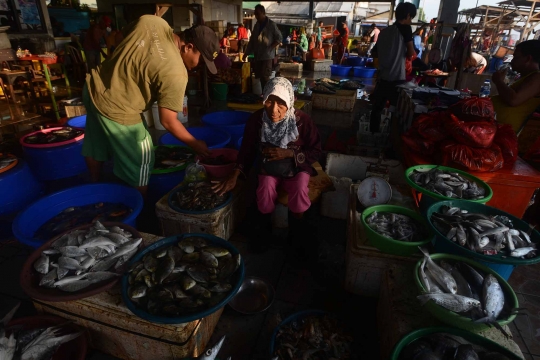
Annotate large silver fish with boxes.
[417,293,481,313]
[420,248,457,294]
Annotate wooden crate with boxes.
[376,266,523,360]
[33,233,223,360]
[156,181,246,240]
[312,90,357,112]
[345,184,420,297]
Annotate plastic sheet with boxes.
[441,141,504,172]
[414,111,449,142]
[444,113,497,148]
[493,124,519,166]
[449,96,495,122]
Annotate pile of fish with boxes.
[154,146,193,171]
[417,249,512,332]
[127,236,240,317]
[311,84,336,94]
[34,202,132,241]
[431,205,536,258]
[172,182,228,212]
[24,127,83,145]
[0,303,83,360]
[366,211,428,242]
[409,168,486,200]
[0,154,16,171]
[399,332,513,360]
[273,315,355,360]
[341,80,364,90]
[34,221,142,292]
[200,155,233,166]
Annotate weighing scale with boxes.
[357,176,392,208]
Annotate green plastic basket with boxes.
[151,145,194,175]
[413,253,518,332]
[361,205,434,257]
[390,326,522,360]
[404,165,493,215]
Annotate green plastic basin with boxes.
[405,165,493,215]
[413,253,518,332]
[361,205,434,256]
[390,327,522,360]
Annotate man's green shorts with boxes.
[81,85,155,187]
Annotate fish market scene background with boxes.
[2,0,540,359]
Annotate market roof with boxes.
[314,2,354,18]
[243,1,259,10]
[264,2,310,16]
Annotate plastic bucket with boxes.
[347,56,366,67]
[210,82,228,101]
[353,66,376,78]
[0,159,43,216]
[426,200,540,280]
[22,140,87,181]
[66,115,86,128]
[201,111,251,147]
[237,136,243,150]
[330,65,352,77]
[12,183,143,248]
[148,170,186,207]
[159,127,231,150]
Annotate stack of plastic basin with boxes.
[353,66,377,78]
[347,56,366,67]
[201,111,251,147]
[330,65,352,77]
[66,115,87,128]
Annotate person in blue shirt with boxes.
[413,26,425,59]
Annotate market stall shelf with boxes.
[155,180,246,240]
[31,232,223,360]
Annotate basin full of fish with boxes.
[409,168,486,200]
[365,211,429,242]
[23,127,83,145]
[0,303,84,360]
[125,235,241,318]
[170,181,229,212]
[417,249,516,333]
[34,202,133,241]
[153,146,193,171]
[431,205,537,258]
[399,331,514,360]
[0,154,16,171]
[273,314,356,360]
[31,221,142,293]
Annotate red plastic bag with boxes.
[493,124,518,166]
[444,113,497,148]
[414,111,450,142]
[524,136,540,164]
[401,128,437,154]
[440,141,504,172]
[449,96,495,122]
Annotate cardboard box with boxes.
[312,89,357,112]
[310,59,332,72]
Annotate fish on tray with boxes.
[417,249,515,337]
[127,236,240,317]
[171,182,228,211]
[341,80,364,90]
[273,314,355,360]
[409,168,486,200]
[366,211,428,242]
[310,84,336,94]
[34,202,133,241]
[0,154,16,170]
[431,205,536,258]
[154,146,193,170]
[24,127,83,145]
[0,303,83,360]
[34,221,141,292]
[399,331,514,359]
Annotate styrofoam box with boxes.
[320,153,406,220]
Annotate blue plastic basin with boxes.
[148,170,186,207]
[23,141,87,181]
[121,233,245,324]
[12,183,143,248]
[0,159,43,216]
[330,65,352,77]
[347,56,366,67]
[66,115,87,128]
[237,136,243,150]
[159,127,231,150]
[201,111,251,148]
[353,66,377,78]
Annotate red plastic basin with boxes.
[196,148,238,179]
[20,127,84,148]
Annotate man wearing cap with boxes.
[82,15,219,197]
[83,15,111,72]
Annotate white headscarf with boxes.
[260,77,299,149]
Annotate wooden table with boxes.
[33,232,223,360]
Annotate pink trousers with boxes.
[256,172,311,214]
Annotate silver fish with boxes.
[54,274,86,286]
[420,248,457,294]
[39,268,57,288]
[33,253,49,274]
[417,293,481,312]
[103,232,130,245]
[510,247,536,257]
[419,257,430,292]
[58,246,87,257]
[80,236,117,249]
[58,256,84,271]
[478,274,504,322]
[85,271,120,283]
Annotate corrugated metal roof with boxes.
[314,2,354,12]
[314,12,351,18]
[265,2,310,16]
